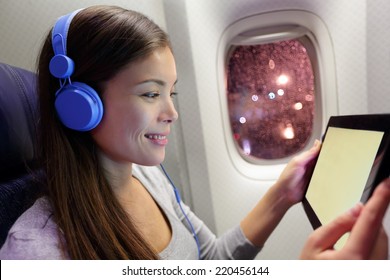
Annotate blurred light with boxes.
[269,59,275,69]
[242,139,251,155]
[282,123,295,139]
[268,92,276,99]
[277,89,285,96]
[239,117,247,124]
[251,95,259,101]
[277,74,289,85]
[294,102,303,110]
[305,94,313,101]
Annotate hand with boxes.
[300,178,390,259]
[273,140,321,206]
[240,140,321,247]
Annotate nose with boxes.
[160,97,179,123]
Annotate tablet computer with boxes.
[302,114,390,234]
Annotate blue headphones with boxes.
[50,9,103,131]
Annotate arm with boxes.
[176,198,262,260]
[300,178,390,259]
[240,140,321,247]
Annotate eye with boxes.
[142,92,160,98]
[170,91,178,98]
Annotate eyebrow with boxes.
[138,79,178,87]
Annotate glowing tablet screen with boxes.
[305,127,384,227]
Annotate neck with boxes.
[97,151,134,197]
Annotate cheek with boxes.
[94,102,150,142]
[121,105,151,135]
[91,109,143,161]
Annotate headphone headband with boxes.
[51,9,82,57]
[50,9,83,79]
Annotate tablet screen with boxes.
[305,127,384,227]
[302,114,390,248]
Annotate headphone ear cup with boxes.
[55,82,104,131]
[49,54,75,78]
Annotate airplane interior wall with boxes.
[0,0,389,259]
[367,1,390,114]
[0,0,168,71]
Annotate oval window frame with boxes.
[217,10,338,180]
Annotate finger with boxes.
[302,203,363,257]
[369,226,388,260]
[344,179,390,258]
[295,140,321,165]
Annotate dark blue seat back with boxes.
[0,63,42,247]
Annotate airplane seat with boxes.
[0,62,43,248]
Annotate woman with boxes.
[0,5,387,260]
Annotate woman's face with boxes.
[91,46,178,167]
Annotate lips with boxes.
[145,133,169,146]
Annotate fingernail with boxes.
[311,140,321,151]
[349,203,363,217]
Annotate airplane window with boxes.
[227,39,315,160]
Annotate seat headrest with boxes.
[0,63,38,182]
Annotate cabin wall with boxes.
[0,0,167,71]
[367,1,390,114]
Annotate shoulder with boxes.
[133,164,166,183]
[0,197,66,259]
[133,164,177,205]
[132,164,170,192]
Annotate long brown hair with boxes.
[37,5,171,259]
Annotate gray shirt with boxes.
[0,165,261,259]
